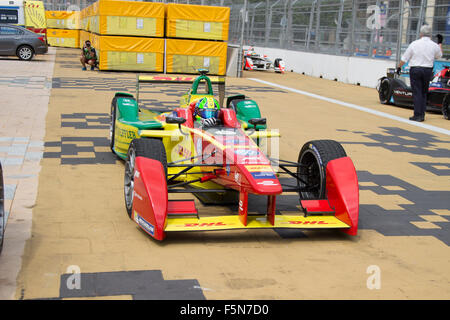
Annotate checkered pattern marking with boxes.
[51,77,287,95]
[248,173,450,245]
[30,270,205,300]
[339,127,450,158]
[43,137,116,165]
[410,162,450,176]
[61,113,110,130]
[0,76,52,89]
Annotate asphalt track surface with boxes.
[1,48,449,300]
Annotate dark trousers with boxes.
[409,66,433,117]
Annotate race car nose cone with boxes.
[242,165,282,195]
[252,178,283,195]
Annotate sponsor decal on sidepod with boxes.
[134,212,155,236]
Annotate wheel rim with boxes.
[109,106,115,144]
[124,148,136,211]
[298,150,323,199]
[19,47,32,60]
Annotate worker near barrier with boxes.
[397,25,443,122]
[80,40,97,71]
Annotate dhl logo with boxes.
[184,222,228,227]
[150,76,196,81]
[287,221,332,225]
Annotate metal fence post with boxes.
[264,0,270,47]
[396,0,405,67]
[335,0,345,55]
[237,0,248,78]
[350,0,357,56]
[368,0,381,59]
[306,0,317,50]
[315,0,321,52]
[416,0,427,39]
[280,0,289,48]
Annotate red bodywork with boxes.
[131,108,359,240]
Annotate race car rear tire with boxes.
[124,138,167,217]
[110,95,137,152]
[442,94,450,120]
[297,140,347,200]
[379,78,393,105]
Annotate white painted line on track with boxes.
[249,78,450,136]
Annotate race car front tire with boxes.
[442,94,450,120]
[124,138,167,217]
[297,140,347,201]
[379,78,393,105]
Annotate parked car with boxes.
[0,24,47,61]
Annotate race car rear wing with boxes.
[136,74,226,107]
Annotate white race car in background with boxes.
[243,47,286,73]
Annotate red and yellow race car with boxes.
[110,71,359,240]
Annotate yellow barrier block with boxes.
[166,3,230,41]
[46,11,80,30]
[91,34,164,72]
[47,29,80,48]
[79,30,90,48]
[85,0,165,37]
[166,39,227,75]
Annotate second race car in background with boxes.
[377,65,450,120]
[243,47,285,73]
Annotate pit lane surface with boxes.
[2,48,449,300]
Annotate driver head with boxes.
[195,97,220,120]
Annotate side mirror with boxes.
[165,116,186,125]
[248,118,266,126]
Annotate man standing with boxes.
[397,25,443,122]
[80,40,97,71]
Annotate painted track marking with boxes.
[249,78,450,136]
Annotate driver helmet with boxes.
[194,97,220,121]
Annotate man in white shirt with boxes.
[397,25,443,122]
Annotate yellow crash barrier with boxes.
[47,29,80,48]
[166,39,228,75]
[91,34,164,72]
[166,3,230,41]
[88,0,164,37]
[46,11,80,30]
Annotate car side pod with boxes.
[132,157,168,241]
[325,157,359,236]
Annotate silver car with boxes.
[0,24,48,60]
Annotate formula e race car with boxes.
[243,47,285,73]
[109,70,359,240]
[377,66,450,119]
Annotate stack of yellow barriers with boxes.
[49,1,230,74]
[165,3,229,75]
[46,11,80,48]
[80,0,165,72]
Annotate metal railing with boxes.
[43,0,450,61]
